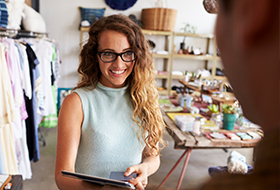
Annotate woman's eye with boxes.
[124,51,133,56]
[103,52,113,56]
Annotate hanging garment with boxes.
[39,85,57,128]
[23,38,56,116]
[0,43,17,174]
[38,42,59,128]
[14,42,32,100]
[0,124,18,174]
[0,43,16,126]
[24,43,41,162]
[2,38,28,137]
[17,120,32,180]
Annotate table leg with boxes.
[176,148,192,190]
[157,148,192,189]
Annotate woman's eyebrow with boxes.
[99,48,114,52]
[122,48,133,52]
[99,48,133,52]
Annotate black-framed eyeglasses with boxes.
[97,51,136,63]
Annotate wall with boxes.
[40,0,220,88]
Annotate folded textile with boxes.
[227,151,248,174]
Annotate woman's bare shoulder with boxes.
[59,92,82,116]
[63,92,81,104]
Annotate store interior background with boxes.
[22,0,255,190]
[39,0,221,89]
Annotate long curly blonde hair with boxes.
[74,14,166,155]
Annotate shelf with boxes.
[201,75,228,82]
[172,75,185,80]
[156,90,168,95]
[173,54,214,60]
[156,74,169,79]
[152,53,170,58]
[174,32,214,39]
[142,29,173,36]
[80,27,90,32]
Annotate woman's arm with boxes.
[125,144,160,190]
[141,144,160,176]
[54,93,125,190]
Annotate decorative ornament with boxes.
[105,0,137,11]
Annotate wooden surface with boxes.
[178,79,201,93]
[25,0,32,6]
[161,109,261,149]
[178,79,221,94]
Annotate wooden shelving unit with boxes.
[172,32,219,80]
[142,29,173,95]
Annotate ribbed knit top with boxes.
[73,82,144,178]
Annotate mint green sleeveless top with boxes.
[73,82,144,178]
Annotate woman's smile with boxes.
[110,69,126,75]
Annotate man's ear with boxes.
[234,0,273,49]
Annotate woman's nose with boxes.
[112,55,125,67]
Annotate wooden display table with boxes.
[157,109,261,190]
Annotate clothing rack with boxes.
[0,32,50,148]
[0,28,48,39]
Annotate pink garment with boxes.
[3,39,28,124]
[2,39,28,167]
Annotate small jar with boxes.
[193,117,201,135]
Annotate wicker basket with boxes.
[141,8,177,31]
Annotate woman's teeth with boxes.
[111,70,125,74]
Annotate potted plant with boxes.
[222,104,236,130]
[180,23,197,53]
[207,104,219,117]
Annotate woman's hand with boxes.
[125,163,149,190]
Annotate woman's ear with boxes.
[234,0,274,49]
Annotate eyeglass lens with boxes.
[100,51,135,62]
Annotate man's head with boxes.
[214,0,279,130]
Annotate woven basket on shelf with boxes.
[141,8,177,31]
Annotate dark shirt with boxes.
[24,43,40,162]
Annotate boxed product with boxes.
[174,115,195,132]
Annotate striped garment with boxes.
[0,0,8,28]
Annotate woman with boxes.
[55,14,166,190]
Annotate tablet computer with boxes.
[61,170,135,189]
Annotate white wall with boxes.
[40,0,220,88]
